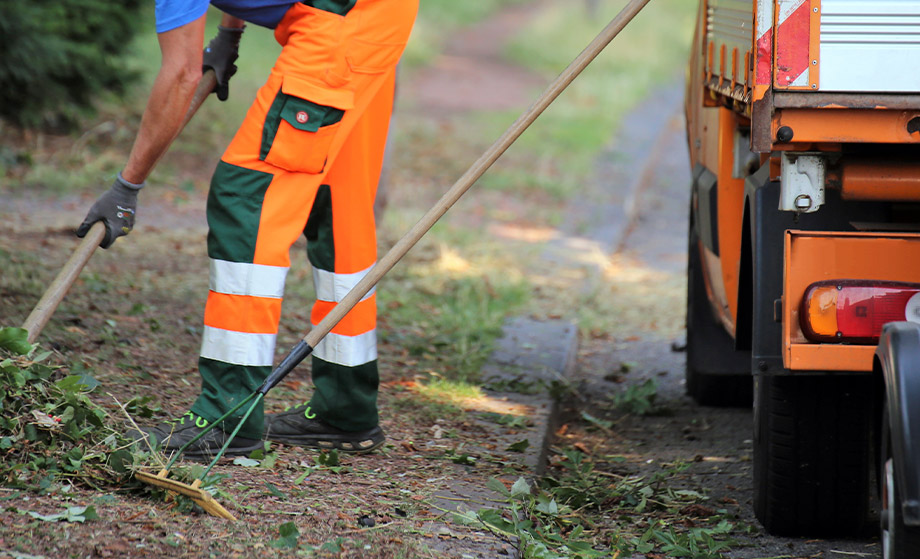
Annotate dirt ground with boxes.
[0,2,886,559]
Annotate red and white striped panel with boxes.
[755,0,774,86]
[774,0,812,88]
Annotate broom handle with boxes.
[302,0,653,349]
[22,71,218,344]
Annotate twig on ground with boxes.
[111,394,166,470]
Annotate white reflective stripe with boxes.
[313,264,376,303]
[788,70,809,88]
[313,330,377,367]
[200,326,276,367]
[210,259,288,299]
[756,0,773,38]
[777,0,805,24]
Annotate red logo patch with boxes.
[295,111,309,124]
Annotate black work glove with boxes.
[76,173,143,249]
[202,25,245,102]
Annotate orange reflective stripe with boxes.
[204,292,283,334]
[311,294,376,336]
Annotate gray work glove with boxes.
[76,173,143,249]
[202,25,245,102]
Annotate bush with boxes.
[0,0,145,130]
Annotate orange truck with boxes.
[684,0,920,554]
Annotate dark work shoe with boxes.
[133,411,263,462]
[264,404,385,453]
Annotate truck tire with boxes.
[685,225,752,407]
[753,374,873,536]
[881,397,920,559]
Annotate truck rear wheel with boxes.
[753,374,873,536]
[881,397,920,559]
[685,225,752,406]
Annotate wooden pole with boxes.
[303,0,653,348]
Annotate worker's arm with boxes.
[77,14,223,248]
[122,14,207,184]
[220,13,245,28]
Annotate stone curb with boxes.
[425,318,579,558]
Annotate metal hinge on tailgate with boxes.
[779,152,825,213]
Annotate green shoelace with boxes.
[281,403,317,419]
[169,411,209,429]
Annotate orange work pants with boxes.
[191,0,418,438]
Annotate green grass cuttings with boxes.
[0,327,152,492]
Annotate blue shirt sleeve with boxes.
[155,0,211,33]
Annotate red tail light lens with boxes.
[800,280,920,344]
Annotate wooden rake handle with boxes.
[302,0,653,349]
[22,70,219,344]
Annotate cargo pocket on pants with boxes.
[260,75,355,174]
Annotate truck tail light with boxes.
[800,280,920,344]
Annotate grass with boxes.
[575,252,687,340]
[388,377,486,425]
[473,0,695,200]
[376,230,531,383]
